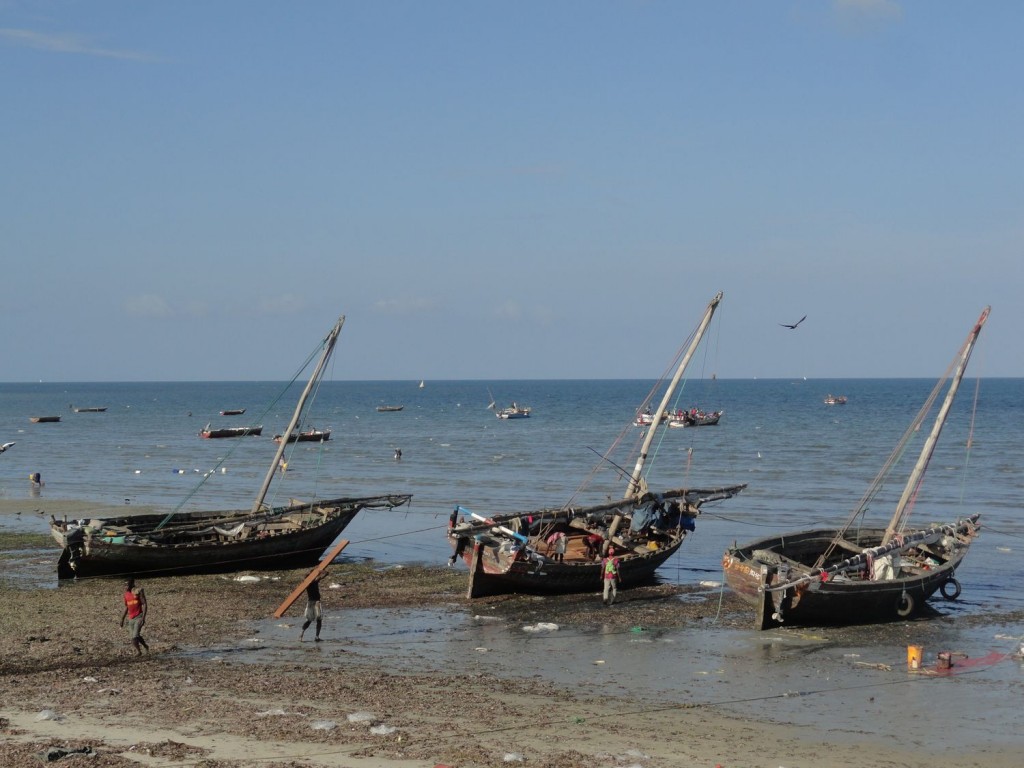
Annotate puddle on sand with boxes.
[176,603,1024,754]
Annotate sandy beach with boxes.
[2,499,1022,768]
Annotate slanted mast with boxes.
[252,316,345,515]
[625,291,723,500]
[882,306,989,544]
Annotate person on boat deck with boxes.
[120,577,149,655]
[583,533,603,560]
[552,531,567,562]
[300,569,329,642]
[602,551,621,607]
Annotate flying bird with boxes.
[780,315,807,330]
[0,441,14,454]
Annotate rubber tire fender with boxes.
[896,592,915,618]
[940,578,962,601]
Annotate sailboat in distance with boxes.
[723,306,989,628]
[448,292,746,597]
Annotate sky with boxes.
[1,1,1020,382]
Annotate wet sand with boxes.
[2,500,1023,767]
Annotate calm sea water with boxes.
[1,378,1022,614]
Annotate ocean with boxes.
[1,377,1021,616]
[3,377,1023,751]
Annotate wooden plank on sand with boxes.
[272,539,349,618]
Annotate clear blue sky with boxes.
[2,1,1019,381]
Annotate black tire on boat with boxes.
[940,578,962,601]
[896,592,915,618]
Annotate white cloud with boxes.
[493,300,522,320]
[373,297,438,315]
[124,294,172,317]
[0,28,156,61]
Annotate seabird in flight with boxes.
[780,315,807,329]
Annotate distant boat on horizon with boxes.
[418,380,425,388]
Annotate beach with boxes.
[3,501,1023,768]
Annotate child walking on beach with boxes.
[120,577,149,655]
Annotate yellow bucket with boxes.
[907,645,923,670]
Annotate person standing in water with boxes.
[300,569,329,642]
[120,577,149,655]
[601,551,620,607]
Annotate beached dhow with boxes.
[50,316,412,579]
[723,307,989,629]
[448,292,745,597]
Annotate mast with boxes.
[251,315,345,514]
[625,291,723,499]
[881,306,989,545]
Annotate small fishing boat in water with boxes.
[667,409,723,427]
[273,428,331,444]
[199,425,263,438]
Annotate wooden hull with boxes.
[460,532,684,598]
[449,484,745,598]
[72,407,107,413]
[30,416,61,423]
[273,430,331,444]
[376,406,404,412]
[200,426,263,438]
[220,409,246,416]
[51,493,412,579]
[722,519,980,629]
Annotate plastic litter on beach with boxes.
[522,622,558,633]
[311,720,337,730]
[347,711,377,724]
[233,575,260,583]
[370,724,397,735]
[35,710,63,721]
[502,753,525,762]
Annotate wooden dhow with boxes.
[723,306,989,628]
[51,316,412,579]
[449,292,745,597]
